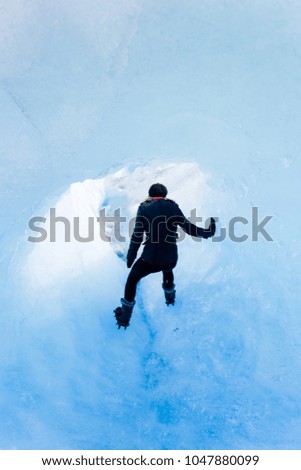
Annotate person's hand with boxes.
[209,217,216,237]
[127,256,135,268]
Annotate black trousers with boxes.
[124,257,176,302]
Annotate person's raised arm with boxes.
[176,206,216,239]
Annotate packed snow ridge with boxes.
[25,161,218,290]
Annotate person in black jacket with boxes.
[114,183,216,329]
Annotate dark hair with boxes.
[148,183,168,197]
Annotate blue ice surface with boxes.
[1,0,301,450]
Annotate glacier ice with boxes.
[1,0,301,451]
[0,161,300,449]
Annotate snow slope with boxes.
[0,160,299,449]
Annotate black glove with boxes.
[127,255,135,268]
[209,217,216,237]
[202,217,216,239]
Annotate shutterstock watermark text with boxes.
[27,207,273,244]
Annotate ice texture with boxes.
[0,0,301,450]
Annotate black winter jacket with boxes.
[127,197,216,266]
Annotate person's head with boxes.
[148,183,168,198]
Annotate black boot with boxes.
[114,298,135,329]
[162,283,176,306]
